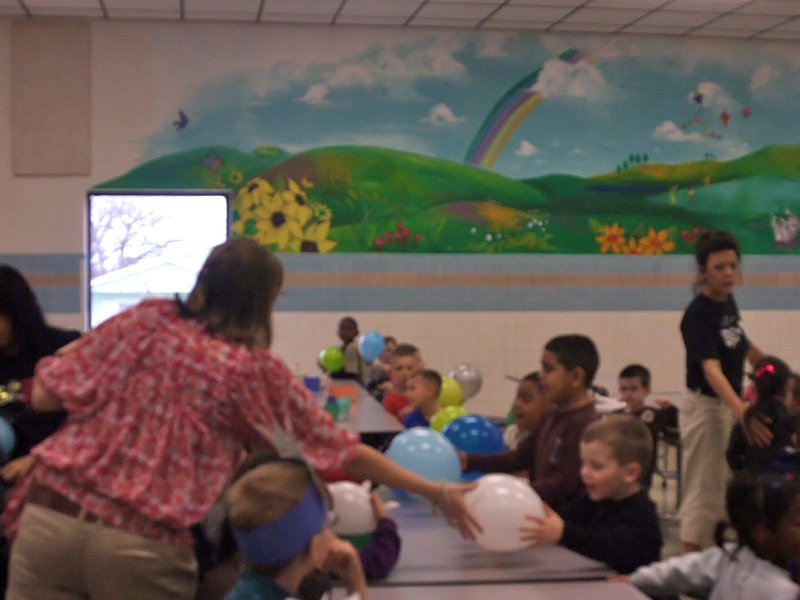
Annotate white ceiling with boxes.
[1,0,800,41]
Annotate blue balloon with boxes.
[442,415,505,455]
[0,416,16,461]
[385,428,461,490]
[358,331,385,362]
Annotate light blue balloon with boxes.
[358,331,385,362]
[0,416,16,461]
[384,427,461,486]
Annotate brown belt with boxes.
[28,483,101,523]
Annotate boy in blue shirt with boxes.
[401,369,442,429]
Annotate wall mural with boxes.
[97,33,800,255]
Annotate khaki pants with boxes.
[7,504,197,600]
[678,391,734,548]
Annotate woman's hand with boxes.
[0,454,35,482]
[436,481,482,540]
[520,503,564,547]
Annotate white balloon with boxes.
[327,480,377,535]
[464,474,544,552]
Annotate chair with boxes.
[653,426,682,516]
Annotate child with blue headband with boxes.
[224,458,367,600]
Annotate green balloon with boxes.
[430,405,469,432]
[319,347,345,373]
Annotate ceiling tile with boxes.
[509,0,584,5]
[339,0,420,18]
[104,0,179,18]
[336,14,412,25]
[184,0,260,21]
[588,0,665,7]
[260,0,341,15]
[481,19,552,29]
[637,10,716,26]
[22,0,103,16]
[550,21,625,32]
[417,2,497,19]
[260,13,334,23]
[768,18,800,31]
[492,4,574,20]
[709,13,787,28]
[665,0,748,10]
[621,24,693,34]
[689,27,759,37]
[736,0,800,16]
[754,28,800,38]
[563,7,648,24]
[410,16,487,27]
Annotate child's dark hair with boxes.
[414,369,442,396]
[521,372,540,385]
[391,343,418,360]
[544,334,599,388]
[748,356,791,413]
[695,230,740,267]
[619,364,651,389]
[715,471,800,560]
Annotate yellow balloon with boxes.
[437,376,463,407]
[430,406,470,432]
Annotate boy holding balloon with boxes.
[401,369,443,429]
[462,334,599,511]
[520,414,662,574]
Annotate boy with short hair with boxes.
[224,458,367,600]
[382,343,421,421]
[331,316,369,384]
[618,363,679,488]
[463,334,600,511]
[521,414,662,574]
[401,369,443,429]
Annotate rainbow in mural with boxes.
[464,48,588,169]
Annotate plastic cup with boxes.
[303,375,321,393]
[336,396,352,421]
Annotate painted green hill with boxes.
[96,144,290,190]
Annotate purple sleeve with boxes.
[465,433,533,474]
[358,518,401,580]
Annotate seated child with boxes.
[382,343,421,421]
[617,363,679,488]
[787,372,800,416]
[462,334,600,511]
[520,414,662,574]
[330,317,369,384]
[401,369,442,429]
[365,336,397,402]
[727,356,800,474]
[224,457,367,600]
[503,372,553,451]
[624,471,800,600]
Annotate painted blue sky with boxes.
[144,30,800,179]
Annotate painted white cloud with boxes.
[515,140,539,157]
[299,83,330,106]
[532,57,607,99]
[652,121,705,143]
[750,63,781,90]
[689,81,735,109]
[421,103,464,126]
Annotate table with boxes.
[334,581,649,600]
[376,500,610,586]
[319,384,402,446]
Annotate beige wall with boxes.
[2,18,799,416]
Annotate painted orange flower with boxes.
[639,227,676,255]
[595,223,626,254]
[623,237,643,255]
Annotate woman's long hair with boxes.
[0,264,48,356]
[177,238,284,347]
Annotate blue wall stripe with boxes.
[0,254,84,272]
[277,285,800,312]
[3,253,798,314]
